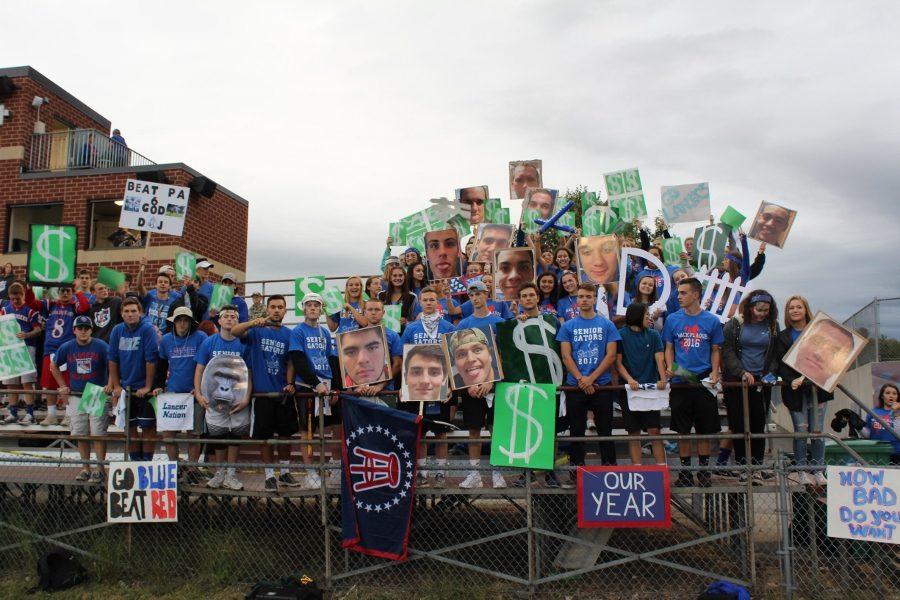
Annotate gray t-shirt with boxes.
[739,322,770,374]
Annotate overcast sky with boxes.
[5,1,899,324]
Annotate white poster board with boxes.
[660,183,710,224]
[120,179,190,236]
[107,461,178,523]
[154,393,195,432]
[826,465,898,544]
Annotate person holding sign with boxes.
[0,283,43,425]
[326,275,367,333]
[89,283,122,342]
[353,298,403,403]
[557,283,622,477]
[662,278,724,488]
[152,306,208,483]
[108,298,160,461]
[51,316,109,483]
[139,268,182,335]
[859,384,900,465]
[378,266,419,330]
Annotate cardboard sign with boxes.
[692,223,732,271]
[661,237,683,266]
[747,201,797,249]
[383,305,401,333]
[520,188,558,234]
[483,198,508,224]
[582,205,622,236]
[322,286,345,316]
[490,383,557,471]
[826,466,898,544]
[605,168,647,221]
[388,222,407,245]
[77,382,109,417]
[496,315,564,385]
[509,159,543,200]
[294,276,326,316]
[107,461,178,523]
[0,314,37,381]
[720,205,746,229]
[120,179,190,236]
[337,325,392,389]
[441,325,503,391]
[661,183,710,224]
[97,266,126,290]
[175,252,196,280]
[576,235,620,285]
[577,465,671,528]
[27,224,77,285]
[208,284,234,312]
[782,311,868,393]
[153,392,195,432]
[400,343,450,403]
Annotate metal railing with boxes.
[27,129,156,172]
[843,296,900,367]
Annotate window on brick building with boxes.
[89,200,145,249]
[6,203,64,252]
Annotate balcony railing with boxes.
[27,128,156,172]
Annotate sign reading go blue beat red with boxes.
[577,465,671,528]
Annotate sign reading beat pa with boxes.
[120,179,190,236]
[577,466,671,528]
[107,461,178,523]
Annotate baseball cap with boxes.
[167,306,196,323]
[450,327,489,355]
[222,272,237,283]
[73,316,93,329]
[303,293,324,306]
[158,264,175,275]
[467,280,488,293]
[196,259,213,269]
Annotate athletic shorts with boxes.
[128,394,156,428]
[458,390,494,430]
[400,399,450,434]
[40,354,69,390]
[669,387,720,435]
[2,346,37,385]
[250,396,301,439]
[207,421,251,440]
[191,400,206,435]
[297,395,342,432]
[66,397,111,436]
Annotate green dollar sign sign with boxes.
[34,226,73,282]
[498,384,546,465]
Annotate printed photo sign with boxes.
[509,159,542,200]
[747,201,797,249]
[337,325,392,389]
[107,461,178,523]
[493,248,536,302]
[576,235,620,285]
[400,343,450,403]
[441,326,503,391]
[120,179,190,236]
[782,311,868,393]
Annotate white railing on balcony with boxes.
[27,129,155,172]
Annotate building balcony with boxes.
[27,128,155,172]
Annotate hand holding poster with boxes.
[0,314,37,381]
[108,461,178,522]
[782,312,868,393]
[27,224,77,285]
[661,237,683,266]
[120,179,190,236]
[692,223,732,271]
[78,382,109,417]
[175,252,196,280]
[661,183,711,224]
[322,286,345,316]
[826,466,898,544]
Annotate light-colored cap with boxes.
[166,306,196,323]
[222,272,237,283]
[303,293,324,306]
[196,260,213,269]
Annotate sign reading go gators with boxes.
[120,179,191,236]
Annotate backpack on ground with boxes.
[36,550,86,592]
[245,575,322,600]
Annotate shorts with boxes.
[2,346,37,385]
[458,391,494,430]
[400,399,450,434]
[207,421,251,440]
[298,395,343,432]
[250,396,301,440]
[65,398,111,436]
[622,407,661,432]
[191,400,206,435]
[40,354,69,389]
[128,394,156,428]
[669,386,720,435]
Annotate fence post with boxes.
[525,466,535,594]
[774,452,795,599]
[741,381,757,586]
[320,394,331,590]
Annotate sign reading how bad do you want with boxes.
[120,179,190,236]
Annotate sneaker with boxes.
[545,472,560,488]
[432,473,445,489]
[326,470,341,488]
[278,472,301,487]
[60,416,70,428]
[264,476,278,492]
[304,471,322,490]
[787,472,807,485]
[492,471,507,489]
[459,471,483,489]
[88,470,104,485]
[2,413,18,425]
[207,471,226,489]
[814,472,827,486]
[587,419,596,433]
[696,470,712,488]
[185,469,201,486]
[17,414,34,425]
[513,472,535,488]
[40,415,58,427]
[675,471,694,488]
[74,469,91,482]
[417,471,430,489]
[222,474,244,491]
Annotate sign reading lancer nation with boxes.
[107,461,178,523]
[120,179,190,236]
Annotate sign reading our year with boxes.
[120,179,191,236]
[577,465,671,528]
[107,461,178,523]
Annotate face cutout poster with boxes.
[442,326,503,391]
[576,235,620,285]
[509,159,542,200]
[782,312,868,393]
[455,185,489,225]
[401,344,450,403]
[470,223,514,263]
[493,248,536,302]
[201,355,250,431]
[748,201,797,248]
[337,325,392,389]
[425,228,463,280]
[520,188,558,233]
[120,179,190,236]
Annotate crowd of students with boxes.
[0,224,896,494]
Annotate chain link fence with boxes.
[843,297,900,367]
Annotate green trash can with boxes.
[824,439,895,466]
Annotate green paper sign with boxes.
[0,314,36,381]
[97,266,126,290]
[483,198,505,224]
[610,195,648,222]
[383,305,401,333]
[720,205,746,230]
[497,208,511,225]
[447,214,471,238]
[294,276,326,316]
[322,286,344,315]
[209,284,234,312]
[78,382,109,417]
[604,168,647,220]
[388,222,407,245]
[496,316,564,385]
[27,224,77,285]
[662,237,683,266]
[554,197,576,229]
[0,317,21,347]
[580,191,599,213]
[692,223,733,271]
[175,252,196,280]
[490,382,558,470]
[520,207,542,234]
[582,205,622,236]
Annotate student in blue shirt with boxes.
[662,277,724,487]
[352,298,403,403]
[326,276,367,333]
[861,384,900,465]
[0,282,43,425]
[458,274,514,320]
[140,271,183,334]
[152,306,208,478]
[232,295,297,492]
[557,283,622,474]
[456,280,507,336]
[401,288,456,346]
[556,271,579,323]
[108,297,159,461]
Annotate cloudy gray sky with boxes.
[5,1,899,323]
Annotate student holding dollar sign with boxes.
[0,283,43,425]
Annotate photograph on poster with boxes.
[337,325,392,389]
[442,326,503,390]
[747,201,797,248]
[576,235,620,285]
[493,248,536,302]
[508,160,542,199]
[782,312,868,393]
[400,344,450,402]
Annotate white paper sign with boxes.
[154,392,195,432]
[120,179,190,236]
[625,385,670,411]
[660,183,710,224]
[826,466,898,544]
[107,461,178,523]
[615,248,669,316]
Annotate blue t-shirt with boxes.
[662,309,724,380]
[539,299,557,316]
[400,318,455,346]
[142,290,183,333]
[196,333,249,366]
[633,265,679,298]
[54,338,108,392]
[245,326,292,393]
[108,317,159,389]
[739,322,770,374]
[556,315,621,386]
[40,299,84,356]
[617,327,664,385]
[556,295,578,321]
[459,299,513,320]
[197,280,214,300]
[289,322,335,381]
[159,330,207,392]
[330,301,363,333]
[383,328,403,391]
[457,313,505,337]
[0,302,41,347]
[866,408,900,454]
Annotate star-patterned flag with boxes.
[341,394,422,561]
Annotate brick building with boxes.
[0,66,248,288]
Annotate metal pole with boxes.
[321,393,331,590]
[125,387,132,458]
[873,297,880,362]
[742,380,757,587]
[741,380,752,469]
[525,467,535,593]
[775,452,795,599]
